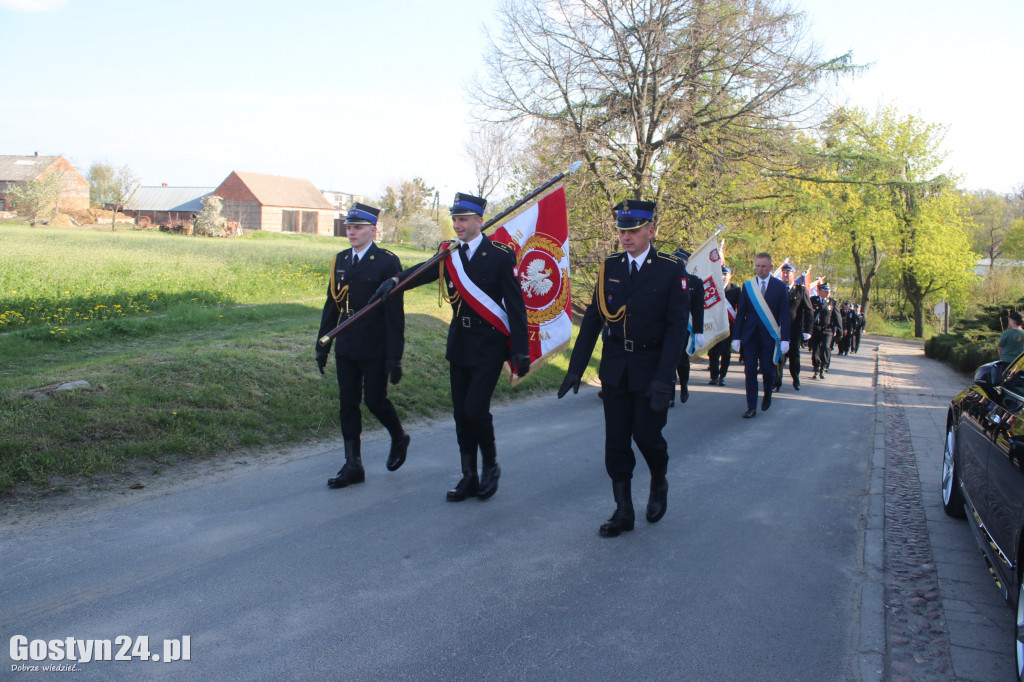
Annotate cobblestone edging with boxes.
[881,363,956,681]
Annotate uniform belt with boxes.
[619,338,661,352]
[456,316,490,329]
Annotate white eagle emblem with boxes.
[521,257,553,298]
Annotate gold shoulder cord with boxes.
[438,246,460,308]
[328,255,349,313]
[596,258,626,323]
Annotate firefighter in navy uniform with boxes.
[708,265,739,385]
[558,200,689,537]
[371,193,529,502]
[774,263,813,391]
[853,304,865,353]
[671,248,705,405]
[316,203,410,489]
[809,283,843,379]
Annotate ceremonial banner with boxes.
[489,185,572,384]
[685,234,730,356]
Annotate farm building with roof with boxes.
[0,154,89,213]
[212,171,336,235]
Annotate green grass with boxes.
[0,223,596,494]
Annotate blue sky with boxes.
[1,0,1020,199]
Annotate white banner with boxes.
[686,235,730,356]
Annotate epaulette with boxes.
[657,251,681,263]
[606,252,622,261]
[379,248,396,257]
[438,240,455,253]
[490,240,513,253]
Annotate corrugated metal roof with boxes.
[0,155,62,181]
[230,171,334,210]
[128,186,214,212]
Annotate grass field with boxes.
[0,224,592,495]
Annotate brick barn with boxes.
[212,171,336,235]
[0,154,89,213]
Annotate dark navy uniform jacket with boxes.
[810,295,844,335]
[786,283,814,337]
[403,236,528,367]
[318,242,404,361]
[684,269,705,339]
[568,249,689,392]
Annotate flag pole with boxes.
[319,161,583,346]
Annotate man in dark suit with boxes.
[731,252,791,418]
[774,263,813,391]
[316,203,410,489]
[708,265,739,386]
[672,248,705,404]
[373,193,529,502]
[558,200,689,537]
[853,304,865,353]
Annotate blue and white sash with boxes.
[744,278,782,362]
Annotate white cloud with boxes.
[0,0,66,11]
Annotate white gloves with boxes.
[802,333,811,341]
[732,340,740,353]
[694,333,705,348]
[780,341,790,354]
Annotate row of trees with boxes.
[451,0,1020,337]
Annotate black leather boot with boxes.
[646,470,668,523]
[477,442,501,500]
[600,480,635,537]
[386,431,410,471]
[446,451,479,502]
[328,440,365,488]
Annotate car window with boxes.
[1002,356,1024,403]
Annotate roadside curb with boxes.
[859,342,885,681]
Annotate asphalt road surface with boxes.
[1,349,874,681]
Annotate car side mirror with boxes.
[973,363,1002,387]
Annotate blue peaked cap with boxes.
[450,192,486,217]
[613,199,655,229]
[345,202,380,226]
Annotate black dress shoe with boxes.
[446,474,479,501]
[477,463,501,500]
[717,378,725,386]
[646,473,668,523]
[761,393,772,411]
[327,465,364,488]
[742,408,756,418]
[600,480,635,537]
[793,379,800,391]
[708,378,718,385]
[386,432,410,471]
[679,387,689,403]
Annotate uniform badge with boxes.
[680,278,687,290]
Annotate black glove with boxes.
[557,373,581,399]
[646,379,674,412]
[316,350,329,375]
[385,359,403,385]
[369,277,397,304]
[511,354,531,378]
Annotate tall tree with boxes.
[376,177,435,243]
[86,162,117,207]
[6,171,68,227]
[965,189,1017,271]
[465,124,517,200]
[475,0,855,270]
[108,164,140,232]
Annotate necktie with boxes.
[459,242,470,269]
[352,253,359,267]
[760,279,766,295]
[630,260,638,281]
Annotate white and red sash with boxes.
[445,245,511,336]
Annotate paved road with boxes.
[0,342,913,681]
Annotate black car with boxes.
[943,355,1024,679]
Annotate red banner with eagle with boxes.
[488,185,571,384]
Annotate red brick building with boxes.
[0,154,89,213]
[212,171,336,235]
